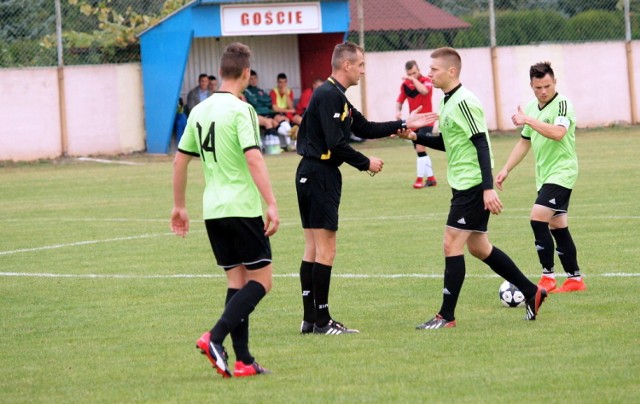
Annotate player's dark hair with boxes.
[208,75,217,81]
[405,60,418,71]
[430,47,462,74]
[250,70,257,77]
[331,41,364,70]
[198,73,208,80]
[530,62,554,80]
[220,42,251,79]
[277,73,287,81]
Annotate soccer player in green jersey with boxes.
[496,61,585,294]
[171,42,278,378]
[398,47,547,328]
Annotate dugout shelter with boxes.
[139,0,350,154]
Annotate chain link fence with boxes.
[1,0,638,67]
[349,0,639,51]
[0,0,187,67]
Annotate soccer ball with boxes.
[498,281,526,307]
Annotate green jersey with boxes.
[521,93,578,191]
[178,92,263,219]
[438,85,493,191]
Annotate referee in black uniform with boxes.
[296,41,433,335]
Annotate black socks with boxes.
[211,280,266,346]
[438,255,466,321]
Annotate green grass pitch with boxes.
[1,126,639,402]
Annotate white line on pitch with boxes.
[77,157,143,165]
[0,233,174,256]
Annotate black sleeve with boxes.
[331,142,370,171]
[317,95,370,170]
[350,108,403,139]
[470,133,493,190]
[414,132,445,151]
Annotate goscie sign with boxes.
[221,2,322,36]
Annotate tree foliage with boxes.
[40,0,190,64]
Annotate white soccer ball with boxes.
[498,281,526,308]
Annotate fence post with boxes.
[55,0,69,157]
[356,0,368,117]
[488,0,504,131]
[624,0,638,124]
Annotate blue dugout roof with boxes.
[139,0,350,154]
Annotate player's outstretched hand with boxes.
[264,203,279,237]
[170,207,190,237]
[395,128,417,141]
[483,189,503,215]
[406,106,438,129]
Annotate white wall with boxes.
[64,64,145,155]
[0,64,145,161]
[1,40,638,161]
[362,41,640,130]
[0,67,62,161]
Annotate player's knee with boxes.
[530,220,550,239]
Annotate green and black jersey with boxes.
[438,85,493,191]
[521,93,578,191]
[178,92,263,220]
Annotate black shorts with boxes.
[296,158,342,231]
[535,184,572,216]
[446,184,490,232]
[204,217,272,270]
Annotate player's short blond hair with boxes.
[430,47,462,75]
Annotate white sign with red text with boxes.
[221,2,322,36]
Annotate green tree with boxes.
[0,0,56,66]
[496,9,567,45]
[559,0,618,17]
[565,10,625,41]
[40,0,189,65]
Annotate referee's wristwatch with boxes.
[401,120,407,129]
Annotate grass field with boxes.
[1,126,639,403]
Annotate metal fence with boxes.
[0,0,187,67]
[0,0,638,68]
[348,0,639,52]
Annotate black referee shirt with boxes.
[296,77,403,171]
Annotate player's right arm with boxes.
[495,137,531,191]
[171,151,194,237]
[512,105,568,141]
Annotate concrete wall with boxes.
[1,40,638,161]
[0,67,63,161]
[362,41,640,130]
[0,63,145,161]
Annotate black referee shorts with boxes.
[295,158,342,231]
[204,216,272,270]
[446,184,490,233]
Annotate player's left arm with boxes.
[461,100,503,214]
[245,148,279,236]
[512,105,568,141]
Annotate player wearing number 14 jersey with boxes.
[172,42,278,378]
